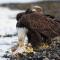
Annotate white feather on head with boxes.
[31,5,43,14]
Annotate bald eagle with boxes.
[16,8,60,48]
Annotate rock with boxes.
[43,57,49,60]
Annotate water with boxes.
[0,0,41,4]
[0,7,24,60]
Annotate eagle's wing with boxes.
[20,13,60,38]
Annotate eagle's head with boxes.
[31,5,43,14]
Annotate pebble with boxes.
[43,57,49,60]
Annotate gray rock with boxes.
[43,57,49,60]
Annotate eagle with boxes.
[16,6,60,48]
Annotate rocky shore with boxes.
[3,42,60,60]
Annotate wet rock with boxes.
[43,57,49,60]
